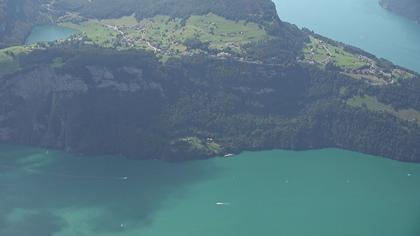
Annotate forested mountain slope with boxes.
[1,45,420,162]
[0,0,50,48]
[0,0,419,162]
[53,0,279,22]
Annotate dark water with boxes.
[1,144,419,236]
[25,25,77,45]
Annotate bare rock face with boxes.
[84,66,164,93]
[0,50,419,162]
[0,62,168,158]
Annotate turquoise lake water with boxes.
[5,1,420,235]
[1,144,419,236]
[274,0,420,72]
[25,25,77,45]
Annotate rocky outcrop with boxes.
[0,61,168,157]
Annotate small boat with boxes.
[216,202,230,206]
[224,153,234,158]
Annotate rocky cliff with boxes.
[0,47,419,162]
[0,0,420,162]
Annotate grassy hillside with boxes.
[0,0,280,47]
[347,95,420,124]
[303,35,415,85]
[60,14,269,58]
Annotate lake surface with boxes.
[25,25,77,45]
[7,1,420,235]
[274,0,420,72]
[1,144,419,236]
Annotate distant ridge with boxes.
[380,0,420,22]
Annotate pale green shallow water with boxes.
[274,0,420,72]
[25,25,77,45]
[1,144,420,236]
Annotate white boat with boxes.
[216,202,230,206]
[224,153,234,158]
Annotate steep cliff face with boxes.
[1,48,419,162]
[0,50,168,158]
[380,0,420,22]
[0,0,420,162]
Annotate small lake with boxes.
[1,144,419,236]
[25,25,77,45]
[274,0,420,72]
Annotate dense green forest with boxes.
[0,44,419,162]
[53,0,279,23]
[0,0,419,162]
